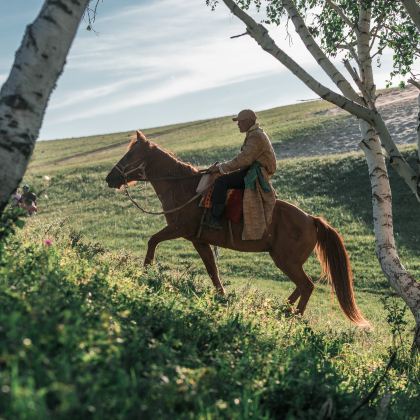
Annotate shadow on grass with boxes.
[273,150,419,257]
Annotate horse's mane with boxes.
[128,132,198,176]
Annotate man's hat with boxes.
[232,109,257,122]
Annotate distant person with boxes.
[21,184,38,216]
[206,109,277,238]
[11,188,22,207]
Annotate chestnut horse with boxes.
[106,131,369,327]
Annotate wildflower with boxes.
[44,238,53,247]
[23,338,32,347]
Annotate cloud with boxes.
[53,68,279,124]
[97,0,193,23]
[51,73,162,109]
[50,0,318,124]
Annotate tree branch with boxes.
[369,14,386,51]
[325,0,355,29]
[408,78,420,91]
[338,41,361,66]
[356,4,376,102]
[85,0,102,32]
[230,31,249,39]
[343,59,374,108]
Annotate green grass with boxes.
[0,221,418,419]
[3,95,419,417]
[23,146,420,350]
[29,99,341,173]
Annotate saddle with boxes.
[199,186,243,224]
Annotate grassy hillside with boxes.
[3,97,419,417]
[28,100,339,173]
[1,217,418,419]
[25,98,420,331]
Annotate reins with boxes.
[124,187,202,215]
[116,160,209,215]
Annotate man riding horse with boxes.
[105,116,369,326]
[207,109,277,240]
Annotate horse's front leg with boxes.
[192,241,226,295]
[144,225,180,266]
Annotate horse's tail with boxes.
[313,216,370,328]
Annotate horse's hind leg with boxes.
[293,268,315,315]
[269,252,314,315]
[192,241,225,295]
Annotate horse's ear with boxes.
[136,130,147,143]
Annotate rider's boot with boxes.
[205,204,224,230]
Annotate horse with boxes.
[105,130,369,327]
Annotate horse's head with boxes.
[106,130,149,189]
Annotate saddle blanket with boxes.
[199,186,243,224]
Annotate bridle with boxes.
[114,159,147,181]
[114,159,208,182]
[112,158,210,215]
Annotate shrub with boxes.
[0,231,418,419]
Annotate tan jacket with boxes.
[220,124,277,240]
[219,124,276,175]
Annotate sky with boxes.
[0,0,414,140]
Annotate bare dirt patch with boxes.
[276,85,419,159]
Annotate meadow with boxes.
[1,97,419,418]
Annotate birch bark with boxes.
[356,3,420,349]
[416,93,420,188]
[359,121,420,349]
[0,0,89,214]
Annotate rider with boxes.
[207,109,276,229]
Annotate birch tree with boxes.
[208,0,420,349]
[0,0,90,214]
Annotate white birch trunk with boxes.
[359,121,420,349]
[0,0,89,214]
[356,4,375,101]
[221,0,419,198]
[355,4,420,349]
[417,94,420,190]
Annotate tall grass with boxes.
[0,217,418,419]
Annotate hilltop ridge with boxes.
[30,86,418,174]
